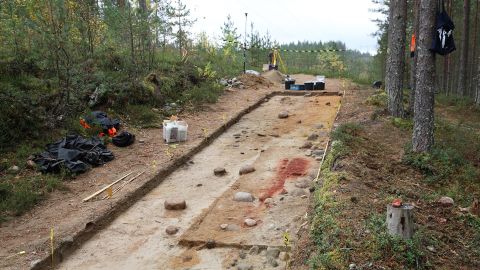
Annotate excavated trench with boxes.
[58,93,341,270]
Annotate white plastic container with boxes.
[316,75,326,83]
[163,120,188,143]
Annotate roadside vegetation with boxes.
[0,1,378,222]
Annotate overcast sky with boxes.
[183,0,383,54]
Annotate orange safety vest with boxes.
[410,34,416,57]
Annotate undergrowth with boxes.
[309,123,363,268]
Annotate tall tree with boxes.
[167,0,195,55]
[385,0,407,117]
[457,0,471,96]
[408,0,421,115]
[412,0,437,152]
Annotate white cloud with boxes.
[182,0,382,53]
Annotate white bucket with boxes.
[163,120,188,143]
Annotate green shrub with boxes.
[366,90,387,107]
[366,214,424,268]
[331,122,363,145]
[391,117,413,130]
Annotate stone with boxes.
[295,178,311,189]
[266,247,280,259]
[257,133,266,137]
[30,259,42,268]
[165,226,179,235]
[26,160,36,169]
[326,102,331,106]
[8,165,19,173]
[279,252,289,261]
[138,139,145,143]
[280,189,288,195]
[427,246,436,253]
[312,150,325,156]
[239,165,255,175]
[305,150,312,156]
[290,188,308,197]
[307,133,319,141]
[164,199,186,210]
[438,196,454,207]
[244,218,257,227]
[267,257,279,267]
[300,141,313,149]
[239,251,247,259]
[315,124,324,129]
[214,167,227,176]
[278,111,289,119]
[220,224,229,230]
[349,263,356,270]
[249,245,260,255]
[237,263,253,270]
[206,239,216,249]
[234,192,254,202]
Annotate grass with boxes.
[309,123,363,268]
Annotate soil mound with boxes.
[262,70,285,84]
[238,74,273,89]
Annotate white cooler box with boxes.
[163,120,188,143]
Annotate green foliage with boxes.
[123,105,161,128]
[403,119,480,184]
[391,117,413,130]
[331,122,363,145]
[365,214,425,268]
[0,172,64,221]
[309,141,349,269]
[366,90,388,107]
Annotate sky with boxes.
[182,0,383,54]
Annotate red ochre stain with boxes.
[259,158,310,201]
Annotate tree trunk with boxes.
[476,54,480,105]
[413,0,437,152]
[471,0,479,98]
[457,0,471,96]
[385,0,407,117]
[408,0,421,116]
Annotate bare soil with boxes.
[0,74,342,269]
[57,94,341,270]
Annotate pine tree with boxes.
[385,0,407,117]
[412,0,437,152]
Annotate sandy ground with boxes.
[58,95,340,270]
[0,73,342,269]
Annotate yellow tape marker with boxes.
[50,228,54,267]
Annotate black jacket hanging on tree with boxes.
[430,0,456,56]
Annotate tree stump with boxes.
[386,204,414,239]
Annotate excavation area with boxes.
[58,92,341,269]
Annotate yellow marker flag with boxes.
[106,187,113,198]
[50,228,54,267]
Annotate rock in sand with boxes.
[300,141,313,149]
[279,252,289,261]
[244,218,257,227]
[214,167,227,176]
[237,263,253,270]
[164,199,186,210]
[165,226,179,235]
[239,165,255,175]
[290,188,308,197]
[278,111,289,119]
[234,192,254,202]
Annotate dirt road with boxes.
[58,90,341,269]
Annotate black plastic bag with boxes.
[112,131,136,147]
[34,135,114,174]
[430,0,455,56]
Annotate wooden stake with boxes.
[386,204,415,239]
[102,171,145,199]
[83,171,134,202]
